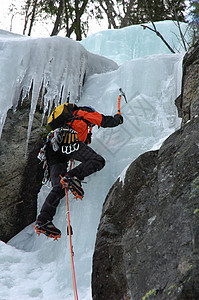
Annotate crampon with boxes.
[32,221,61,241]
[60,174,84,200]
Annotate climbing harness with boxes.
[38,126,79,156]
[117,88,128,115]
[61,126,79,154]
[37,125,80,186]
[49,126,79,153]
[65,160,79,300]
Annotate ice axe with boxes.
[117,88,127,115]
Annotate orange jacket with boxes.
[69,107,121,143]
[71,109,102,143]
[46,106,122,166]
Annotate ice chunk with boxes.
[81,20,189,64]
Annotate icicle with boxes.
[0,32,118,148]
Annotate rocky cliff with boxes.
[175,41,199,125]
[92,42,199,300]
[0,99,43,242]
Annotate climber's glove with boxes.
[114,113,123,125]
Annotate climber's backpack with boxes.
[48,103,79,130]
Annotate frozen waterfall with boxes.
[0,20,188,300]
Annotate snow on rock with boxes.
[118,164,130,186]
[0,30,118,138]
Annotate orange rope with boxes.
[66,159,78,300]
[65,188,78,300]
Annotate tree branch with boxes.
[50,0,64,36]
[169,0,187,51]
[142,0,175,53]
[141,24,175,53]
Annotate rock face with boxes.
[92,118,199,299]
[0,100,43,242]
[175,41,199,125]
[92,43,199,299]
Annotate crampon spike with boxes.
[60,175,83,200]
[47,233,61,241]
[73,191,83,200]
[60,174,68,188]
[32,225,61,241]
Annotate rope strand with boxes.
[66,159,78,300]
[66,188,79,300]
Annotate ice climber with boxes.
[34,103,123,238]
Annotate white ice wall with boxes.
[81,20,189,64]
[7,52,183,300]
[0,21,185,300]
[0,30,118,140]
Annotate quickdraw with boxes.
[42,161,50,185]
[48,128,63,152]
[37,144,47,162]
[62,129,78,146]
[61,142,80,154]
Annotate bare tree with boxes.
[141,0,175,53]
[27,0,39,36]
[50,0,64,36]
[33,0,90,40]
[187,0,199,45]
[141,23,175,53]
[23,0,32,35]
[97,0,187,29]
[22,0,41,36]
[73,0,89,40]
[8,2,20,32]
[168,0,188,51]
[97,0,119,28]
[141,0,189,53]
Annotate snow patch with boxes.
[119,164,130,186]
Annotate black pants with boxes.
[38,142,105,222]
